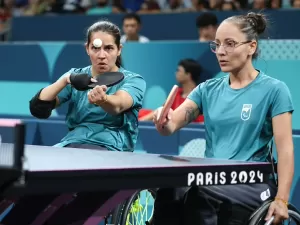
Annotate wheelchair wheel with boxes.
[108,202,127,225]
[119,189,156,225]
[248,200,300,225]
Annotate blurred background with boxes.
[0,0,300,214]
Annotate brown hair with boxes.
[86,21,122,67]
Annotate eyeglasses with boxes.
[209,40,252,53]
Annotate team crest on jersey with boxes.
[241,104,252,121]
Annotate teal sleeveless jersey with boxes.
[54,66,146,151]
[187,71,294,162]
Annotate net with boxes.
[0,119,24,169]
[0,143,14,167]
[0,119,25,193]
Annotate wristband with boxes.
[95,95,108,106]
[274,197,288,206]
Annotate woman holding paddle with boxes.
[153,12,293,225]
[29,20,146,152]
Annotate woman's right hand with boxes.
[153,106,174,133]
[63,73,97,85]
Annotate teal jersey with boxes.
[187,70,294,162]
[54,66,146,151]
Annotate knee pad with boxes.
[29,88,56,119]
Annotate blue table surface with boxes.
[0,144,271,172]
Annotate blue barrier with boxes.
[10,10,300,41]
[0,41,300,129]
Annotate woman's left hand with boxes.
[265,199,289,224]
[87,85,108,105]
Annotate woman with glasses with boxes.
[152,12,294,225]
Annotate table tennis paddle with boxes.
[70,72,124,91]
[158,85,179,125]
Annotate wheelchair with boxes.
[108,142,300,225]
[106,188,156,225]
[248,199,300,225]
[109,189,300,225]
[110,172,300,224]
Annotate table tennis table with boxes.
[0,120,274,225]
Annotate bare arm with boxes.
[39,76,68,106]
[90,76,146,115]
[98,90,135,115]
[272,112,294,202]
[156,99,200,136]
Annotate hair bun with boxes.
[246,12,267,35]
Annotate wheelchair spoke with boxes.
[125,190,155,225]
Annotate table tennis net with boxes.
[0,120,25,170]
[0,143,14,167]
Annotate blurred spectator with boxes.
[86,0,112,15]
[138,0,161,13]
[22,0,48,16]
[219,0,238,9]
[120,13,149,43]
[43,0,65,14]
[252,0,266,8]
[208,0,220,9]
[166,0,188,11]
[139,58,204,123]
[1,0,22,17]
[112,0,126,13]
[62,0,87,13]
[158,0,191,12]
[266,0,282,8]
[0,0,21,35]
[122,0,144,12]
[0,8,9,34]
[196,12,218,42]
[190,0,210,11]
[15,0,27,7]
[291,0,300,7]
[0,0,11,23]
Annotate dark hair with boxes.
[86,20,122,67]
[224,12,268,59]
[122,13,141,24]
[178,59,202,85]
[196,12,218,29]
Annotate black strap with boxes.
[29,88,56,119]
